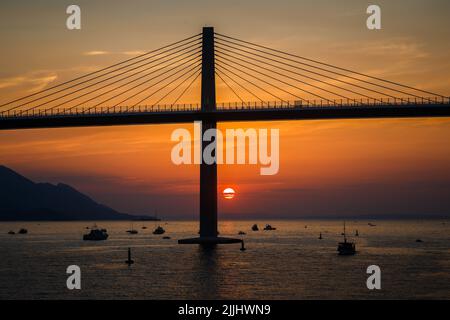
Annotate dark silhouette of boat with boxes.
[238,231,246,235]
[153,226,165,235]
[8,230,15,235]
[355,230,359,236]
[162,236,171,239]
[368,223,376,227]
[18,228,28,234]
[264,224,276,231]
[338,222,356,255]
[126,223,138,234]
[125,248,134,265]
[83,227,108,241]
[318,232,323,239]
[251,224,259,231]
[416,239,424,243]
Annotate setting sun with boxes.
[223,187,235,200]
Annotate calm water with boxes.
[0,220,449,300]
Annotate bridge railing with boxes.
[1,97,449,119]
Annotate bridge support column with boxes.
[179,27,242,247]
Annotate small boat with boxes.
[416,239,424,243]
[18,228,28,234]
[368,223,376,227]
[162,236,171,239]
[153,226,165,235]
[8,230,15,235]
[355,230,359,236]
[125,248,134,265]
[318,232,323,240]
[83,228,108,241]
[238,231,246,235]
[126,223,138,234]
[263,224,276,231]
[337,222,356,256]
[251,224,259,231]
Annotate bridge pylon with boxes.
[178,27,242,247]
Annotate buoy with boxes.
[240,240,246,251]
[125,247,134,265]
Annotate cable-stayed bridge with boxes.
[1,27,449,246]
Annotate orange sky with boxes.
[1,0,450,218]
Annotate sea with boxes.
[0,220,449,300]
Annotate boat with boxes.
[126,223,138,234]
[83,228,108,241]
[368,223,376,227]
[238,231,246,235]
[251,224,259,231]
[18,228,28,234]
[162,236,171,239]
[125,248,134,265]
[263,224,276,231]
[337,222,356,255]
[8,230,15,235]
[416,239,424,243]
[318,232,323,240]
[355,230,359,236]
[153,226,165,235]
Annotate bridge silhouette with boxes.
[1,27,449,246]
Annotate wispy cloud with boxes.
[83,50,147,57]
[83,50,110,56]
[0,72,57,93]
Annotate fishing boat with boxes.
[153,226,165,235]
[318,232,323,240]
[251,224,259,231]
[337,222,356,255]
[83,227,108,241]
[18,228,28,234]
[7,230,15,235]
[238,231,246,235]
[264,224,276,231]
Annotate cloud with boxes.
[83,50,110,56]
[0,72,57,93]
[83,50,147,57]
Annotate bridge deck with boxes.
[1,103,450,130]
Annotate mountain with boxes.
[0,165,134,221]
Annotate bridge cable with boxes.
[16,49,202,115]
[79,59,202,114]
[124,64,202,112]
[215,71,247,106]
[215,39,408,102]
[216,52,348,102]
[215,63,289,103]
[144,67,201,109]
[215,68,265,104]
[216,57,323,102]
[0,33,202,109]
[216,45,381,103]
[170,71,202,106]
[215,33,444,99]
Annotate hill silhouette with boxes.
[0,165,135,221]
